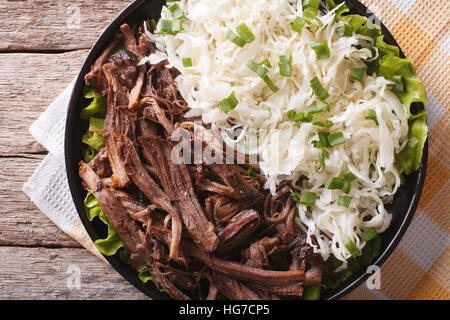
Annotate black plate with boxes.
[65,0,428,300]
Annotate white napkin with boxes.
[23,83,104,259]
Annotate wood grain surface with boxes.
[0,0,149,300]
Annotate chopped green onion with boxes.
[247,60,278,92]
[350,67,366,82]
[225,29,246,48]
[343,238,361,258]
[290,193,301,203]
[311,42,330,59]
[302,0,320,21]
[292,112,309,122]
[182,58,192,68]
[344,171,356,182]
[171,19,182,33]
[236,23,255,44]
[342,180,352,194]
[328,177,352,194]
[303,285,321,300]
[279,55,292,77]
[313,120,334,127]
[313,132,330,148]
[157,19,182,35]
[338,195,352,208]
[392,75,405,93]
[306,102,329,115]
[263,75,279,93]
[246,60,268,79]
[168,3,185,20]
[300,191,316,206]
[361,228,378,242]
[247,167,259,180]
[316,148,329,173]
[328,177,346,190]
[292,17,306,33]
[287,110,297,121]
[219,91,239,114]
[365,109,379,125]
[260,59,272,68]
[311,77,329,101]
[328,132,346,146]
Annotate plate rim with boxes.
[64,0,429,300]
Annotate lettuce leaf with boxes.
[80,87,107,120]
[83,192,124,256]
[397,116,428,175]
[379,56,429,118]
[82,117,105,152]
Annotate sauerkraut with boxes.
[145,0,411,269]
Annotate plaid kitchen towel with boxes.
[23,0,449,300]
[342,0,449,300]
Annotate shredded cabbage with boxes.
[145,0,426,268]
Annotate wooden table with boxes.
[0,0,148,299]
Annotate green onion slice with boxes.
[168,3,185,20]
[328,177,352,194]
[350,67,366,82]
[311,76,329,101]
[300,191,316,206]
[302,0,320,21]
[311,42,330,59]
[328,132,346,146]
[306,102,329,115]
[182,57,192,68]
[225,29,246,48]
[236,23,255,44]
[344,171,356,182]
[313,120,334,127]
[260,59,272,68]
[365,109,379,125]
[290,193,301,203]
[219,91,239,114]
[279,55,292,77]
[263,75,279,93]
[316,148,329,173]
[247,60,268,79]
[361,228,378,242]
[338,195,352,208]
[292,17,306,33]
[157,19,181,35]
[343,238,361,258]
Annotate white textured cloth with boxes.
[23,83,104,259]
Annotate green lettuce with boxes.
[82,117,105,151]
[81,87,107,162]
[84,192,124,256]
[378,56,429,118]
[397,116,428,175]
[80,87,107,120]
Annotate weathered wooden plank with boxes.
[0,50,89,155]
[0,155,81,247]
[0,0,129,51]
[0,246,148,299]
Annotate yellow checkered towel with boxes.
[343,0,449,300]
